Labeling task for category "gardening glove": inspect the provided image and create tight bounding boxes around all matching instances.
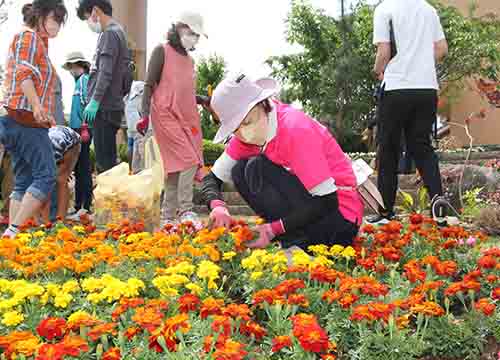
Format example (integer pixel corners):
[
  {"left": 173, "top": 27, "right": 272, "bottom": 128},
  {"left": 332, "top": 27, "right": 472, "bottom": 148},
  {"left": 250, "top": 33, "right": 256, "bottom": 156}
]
[
  {"left": 247, "top": 224, "right": 276, "bottom": 249},
  {"left": 195, "top": 166, "right": 208, "bottom": 183},
  {"left": 136, "top": 116, "right": 149, "bottom": 136},
  {"left": 83, "top": 99, "right": 100, "bottom": 126},
  {"left": 209, "top": 201, "right": 233, "bottom": 229}
]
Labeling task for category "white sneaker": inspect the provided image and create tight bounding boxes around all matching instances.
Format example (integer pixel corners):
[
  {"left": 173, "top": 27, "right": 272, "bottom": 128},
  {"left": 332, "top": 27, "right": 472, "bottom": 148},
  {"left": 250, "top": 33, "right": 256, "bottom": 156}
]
[{"left": 67, "top": 209, "right": 90, "bottom": 222}]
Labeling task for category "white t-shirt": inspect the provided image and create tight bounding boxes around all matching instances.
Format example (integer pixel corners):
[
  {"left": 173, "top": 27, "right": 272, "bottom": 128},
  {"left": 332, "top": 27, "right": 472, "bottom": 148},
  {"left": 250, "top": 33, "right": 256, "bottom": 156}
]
[{"left": 373, "top": 0, "right": 446, "bottom": 91}]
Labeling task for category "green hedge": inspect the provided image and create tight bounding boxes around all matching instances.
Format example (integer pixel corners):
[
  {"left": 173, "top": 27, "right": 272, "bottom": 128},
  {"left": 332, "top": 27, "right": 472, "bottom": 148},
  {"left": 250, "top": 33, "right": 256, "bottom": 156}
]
[{"left": 203, "top": 140, "right": 225, "bottom": 165}]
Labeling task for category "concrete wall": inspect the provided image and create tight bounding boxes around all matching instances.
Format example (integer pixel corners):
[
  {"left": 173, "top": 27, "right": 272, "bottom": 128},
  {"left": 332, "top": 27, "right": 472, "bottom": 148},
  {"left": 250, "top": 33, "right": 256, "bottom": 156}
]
[
  {"left": 441, "top": 0, "right": 500, "bottom": 146},
  {"left": 110, "top": 0, "right": 148, "bottom": 80}
]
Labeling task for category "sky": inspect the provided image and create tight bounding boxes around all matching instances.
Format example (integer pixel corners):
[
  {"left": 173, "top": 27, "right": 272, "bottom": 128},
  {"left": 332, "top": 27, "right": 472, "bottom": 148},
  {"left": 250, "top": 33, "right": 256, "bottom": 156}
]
[{"left": 1, "top": 0, "right": 377, "bottom": 113}]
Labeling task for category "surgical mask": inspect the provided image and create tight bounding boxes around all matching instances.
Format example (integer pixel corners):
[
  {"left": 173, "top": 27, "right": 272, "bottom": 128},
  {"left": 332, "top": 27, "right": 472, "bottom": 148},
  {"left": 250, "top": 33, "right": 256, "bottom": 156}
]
[
  {"left": 180, "top": 34, "right": 199, "bottom": 51},
  {"left": 238, "top": 115, "right": 269, "bottom": 146},
  {"left": 87, "top": 16, "right": 102, "bottom": 33},
  {"left": 70, "top": 69, "right": 82, "bottom": 79}
]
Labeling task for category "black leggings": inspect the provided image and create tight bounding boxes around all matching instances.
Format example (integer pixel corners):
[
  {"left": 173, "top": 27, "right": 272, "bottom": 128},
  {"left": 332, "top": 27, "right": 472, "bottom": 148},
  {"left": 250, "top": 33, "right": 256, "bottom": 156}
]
[{"left": 231, "top": 155, "right": 358, "bottom": 250}]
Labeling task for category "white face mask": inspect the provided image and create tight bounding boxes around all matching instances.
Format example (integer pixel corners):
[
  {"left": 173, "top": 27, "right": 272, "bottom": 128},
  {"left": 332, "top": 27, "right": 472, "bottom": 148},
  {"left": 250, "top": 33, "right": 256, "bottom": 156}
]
[
  {"left": 238, "top": 115, "right": 269, "bottom": 146},
  {"left": 180, "top": 34, "right": 199, "bottom": 51},
  {"left": 87, "top": 15, "right": 102, "bottom": 33}
]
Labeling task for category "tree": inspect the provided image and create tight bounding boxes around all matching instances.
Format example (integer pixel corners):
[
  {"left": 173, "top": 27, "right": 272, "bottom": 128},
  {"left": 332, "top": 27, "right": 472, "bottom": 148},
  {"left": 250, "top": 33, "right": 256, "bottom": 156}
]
[
  {"left": 267, "top": 0, "right": 500, "bottom": 151},
  {"left": 196, "top": 54, "right": 227, "bottom": 140}
]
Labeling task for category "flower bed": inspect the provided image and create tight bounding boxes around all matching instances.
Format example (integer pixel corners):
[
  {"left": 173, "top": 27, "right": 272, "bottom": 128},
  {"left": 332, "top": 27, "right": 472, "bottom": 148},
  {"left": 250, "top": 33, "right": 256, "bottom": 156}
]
[{"left": 0, "top": 217, "right": 498, "bottom": 360}]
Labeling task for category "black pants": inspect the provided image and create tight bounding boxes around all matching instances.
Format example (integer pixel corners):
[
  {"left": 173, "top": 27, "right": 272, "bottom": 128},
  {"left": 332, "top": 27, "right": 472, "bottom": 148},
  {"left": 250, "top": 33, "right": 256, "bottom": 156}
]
[
  {"left": 231, "top": 155, "right": 358, "bottom": 250},
  {"left": 74, "top": 128, "right": 93, "bottom": 211},
  {"left": 93, "top": 110, "right": 121, "bottom": 174},
  {"left": 377, "top": 89, "right": 443, "bottom": 212}
]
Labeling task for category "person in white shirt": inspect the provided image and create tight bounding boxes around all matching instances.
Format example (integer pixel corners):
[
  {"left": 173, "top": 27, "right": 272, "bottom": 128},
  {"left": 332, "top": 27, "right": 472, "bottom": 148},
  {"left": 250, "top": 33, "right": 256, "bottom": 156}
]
[{"left": 370, "top": 0, "right": 448, "bottom": 224}]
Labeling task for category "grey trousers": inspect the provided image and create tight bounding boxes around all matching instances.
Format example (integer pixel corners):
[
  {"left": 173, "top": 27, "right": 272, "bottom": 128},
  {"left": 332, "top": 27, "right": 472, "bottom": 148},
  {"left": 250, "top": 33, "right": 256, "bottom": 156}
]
[{"left": 163, "top": 165, "right": 197, "bottom": 219}]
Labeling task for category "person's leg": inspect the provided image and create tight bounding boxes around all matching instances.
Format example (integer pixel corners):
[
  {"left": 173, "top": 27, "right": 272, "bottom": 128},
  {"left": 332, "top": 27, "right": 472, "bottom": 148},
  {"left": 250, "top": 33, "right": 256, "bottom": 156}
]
[
  {"left": 405, "top": 90, "right": 443, "bottom": 201},
  {"left": 56, "top": 145, "right": 81, "bottom": 220},
  {"left": 81, "top": 131, "right": 94, "bottom": 211},
  {"left": 163, "top": 173, "right": 180, "bottom": 221},
  {"left": 9, "top": 127, "right": 56, "bottom": 231},
  {"left": 232, "top": 156, "right": 355, "bottom": 249},
  {"left": 1, "top": 154, "right": 13, "bottom": 218},
  {"left": 178, "top": 166, "right": 198, "bottom": 216},
  {"left": 127, "top": 137, "right": 134, "bottom": 173},
  {"left": 93, "top": 111, "right": 119, "bottom": 173},
  {"left": 377, "top": 90, "right": 410, "bottom": 214}
]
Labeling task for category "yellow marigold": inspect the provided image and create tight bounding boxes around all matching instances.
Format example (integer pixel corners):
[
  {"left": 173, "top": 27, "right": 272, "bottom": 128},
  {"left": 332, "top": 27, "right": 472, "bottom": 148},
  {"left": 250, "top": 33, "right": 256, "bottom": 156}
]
[
  {"left": 33, "top": 231, "right": 46, "bottom": 238},
  {"left": 62, "top": 280, "right": 80, "bottom": 293},
  {"left": 164, "top": 261, "right": 196, "bottom": 275},
  {"left": 12, "top": 337, "right": 40, "bottom": 357},
  {"left": 292, "top": 250, "right": 311, "bottom": 267},
  {"left": 250, "top": 272, "right": 263, "bottom": 281},
  {"left": 308, "top": 244, "right": 330, "bottom": 257},
  {"left": 2, "top": 310, "right": 24, "bottom": 326},
  {"left": 54, "top": 293, "right": 73, "bottom": 308},
  {"left": 72, "top": 226, "right": 86, "bottom": 234},
  {"left": 223, "top": 251, "right": 237, "bottom": 261},
  {"left": 197, "top": 260, "right": 221, "bottom": 281},
  {"left": 341, "top": 246, "right": 357, "bottom": 259},
  {"left": 312, "top": 255, "right": 333, "bottom": 267},
  {"left": 330, "top": 245, "right": 345, "bottom": 256},
  {"left": 185, "top": 283, "right": 202, "bottom": 295}
]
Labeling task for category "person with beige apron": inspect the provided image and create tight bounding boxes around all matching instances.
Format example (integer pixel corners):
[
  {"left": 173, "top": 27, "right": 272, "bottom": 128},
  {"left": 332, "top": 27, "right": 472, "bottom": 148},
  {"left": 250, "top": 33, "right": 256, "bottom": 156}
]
[{"left": 138, "top": 11, "right": 209, "bottom": 227}]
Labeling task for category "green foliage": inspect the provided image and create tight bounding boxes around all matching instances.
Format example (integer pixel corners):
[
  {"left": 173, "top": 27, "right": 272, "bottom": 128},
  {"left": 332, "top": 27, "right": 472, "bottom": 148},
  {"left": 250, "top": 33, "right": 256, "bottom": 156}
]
[
  {"left": 203, "top": 139, "right": 225, "bottom": 165},
  {"left": 268, "top": 0, "right": 500, "bottom": 149},
  {"left": 423, "top": 315, "right": 488, "bottom": 360},
  {"left": 396, "top": 187, "right": 430, "bottom": 214},
  {"left": 196, "top": 54, "right": 226, "bottom": 140},
  {"left": 462, "top": 187, "right": 487, "bottom": 219}
]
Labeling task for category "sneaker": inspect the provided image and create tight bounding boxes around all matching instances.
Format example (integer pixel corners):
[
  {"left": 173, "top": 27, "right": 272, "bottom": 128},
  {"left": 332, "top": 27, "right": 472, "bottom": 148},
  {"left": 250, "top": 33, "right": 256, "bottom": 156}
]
[
  {"left": 431, "top": 196, "right": 448, "bottom": 227},
  {"left": 67, "top": 209, "right": 90, "bottom": 222},
  {"left": 366, "top": 212, "right": 395, "bottom": 225}
]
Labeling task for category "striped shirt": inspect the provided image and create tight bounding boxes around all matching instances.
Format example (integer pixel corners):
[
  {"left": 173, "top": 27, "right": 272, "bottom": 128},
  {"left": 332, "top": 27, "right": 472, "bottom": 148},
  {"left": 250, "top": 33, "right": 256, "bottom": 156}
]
[{"left": 3, "top": 28, "right": 56, "bottom": 117}]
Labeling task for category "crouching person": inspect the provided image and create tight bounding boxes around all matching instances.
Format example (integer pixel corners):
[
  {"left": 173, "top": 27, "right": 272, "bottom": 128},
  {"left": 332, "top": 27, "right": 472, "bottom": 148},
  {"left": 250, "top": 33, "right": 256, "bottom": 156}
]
[
  {"left": 40, "top": 126, "right": 82, "bottom": 223},
  {"left": 201, "top": 75, "right": 364, "bottom": 250}
]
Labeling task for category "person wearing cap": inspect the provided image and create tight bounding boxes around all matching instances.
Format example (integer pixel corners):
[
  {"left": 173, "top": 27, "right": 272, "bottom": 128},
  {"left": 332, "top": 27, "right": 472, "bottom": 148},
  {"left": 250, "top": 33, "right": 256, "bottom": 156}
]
[
  {"left": 137, "top": 11, "right": 209, "bottom": 226},
  {"left": 63, "top": 51, "right": 94, "bottom": 220},
  {"left": 76, "top": 0, "right": 130, "bottom": 173},
  {"left": 201, "top": 75, "right": 364, "bottom": 250}
]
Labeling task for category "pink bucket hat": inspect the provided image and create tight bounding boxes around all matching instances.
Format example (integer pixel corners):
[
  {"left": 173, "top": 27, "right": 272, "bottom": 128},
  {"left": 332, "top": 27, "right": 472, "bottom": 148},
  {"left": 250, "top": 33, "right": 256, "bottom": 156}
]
[{"left": 211, "top": 74, "right": 280, "bottom": 144}]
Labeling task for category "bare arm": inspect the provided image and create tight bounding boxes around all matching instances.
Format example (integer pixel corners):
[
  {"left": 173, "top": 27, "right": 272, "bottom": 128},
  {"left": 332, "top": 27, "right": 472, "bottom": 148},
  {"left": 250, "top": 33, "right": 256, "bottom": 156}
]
[
  {"left": 373, "top": 43, "right": 391, "bottom": 78},
  {"left": 21, "top": 79, "right": 51, "bottom": 127},
  {"left": 434, "top": 39, "right": 448, "bottom": 62}
]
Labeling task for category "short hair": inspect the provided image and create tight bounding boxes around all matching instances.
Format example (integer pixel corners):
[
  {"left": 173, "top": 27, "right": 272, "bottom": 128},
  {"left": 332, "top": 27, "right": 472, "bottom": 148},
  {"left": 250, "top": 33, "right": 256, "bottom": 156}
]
[
  {"left": 24, "top": 0, "right": 68, "bottom": 28},
  {"left": 76, "top": 0, "right": 112, "bottom": 20},
  {"left": 75, "top": 61, "right": 90, "bottom": 74}
]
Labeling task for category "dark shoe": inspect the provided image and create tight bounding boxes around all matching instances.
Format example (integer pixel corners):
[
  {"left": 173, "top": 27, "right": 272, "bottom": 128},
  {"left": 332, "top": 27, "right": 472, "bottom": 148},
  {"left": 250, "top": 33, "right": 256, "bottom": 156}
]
[
  {"left": 431, "top": 196, "right": 448, "bottom": 227},
  {"left": 366, "top": 212, "right": 395, "bottom": 225}
]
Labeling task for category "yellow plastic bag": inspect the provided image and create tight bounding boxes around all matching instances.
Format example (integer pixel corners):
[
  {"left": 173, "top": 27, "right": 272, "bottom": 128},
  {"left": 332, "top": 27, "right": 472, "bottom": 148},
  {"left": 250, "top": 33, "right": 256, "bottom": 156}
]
[{"left": 93, "top": 138, "right": 164, "bottom": 231}]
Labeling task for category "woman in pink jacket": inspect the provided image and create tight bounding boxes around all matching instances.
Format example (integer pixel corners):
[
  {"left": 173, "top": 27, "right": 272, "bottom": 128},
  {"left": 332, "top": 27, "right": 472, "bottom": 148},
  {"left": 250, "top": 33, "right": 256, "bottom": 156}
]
[{"left": 201, "top": 75, "right": 364, "bottom": 250}]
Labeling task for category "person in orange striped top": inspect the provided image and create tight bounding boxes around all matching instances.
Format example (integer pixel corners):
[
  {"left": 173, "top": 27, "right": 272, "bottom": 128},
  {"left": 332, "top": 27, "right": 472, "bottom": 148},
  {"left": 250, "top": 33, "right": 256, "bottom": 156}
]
[{"left": 0, "top": 0, "right": 68, "bottom": 238}]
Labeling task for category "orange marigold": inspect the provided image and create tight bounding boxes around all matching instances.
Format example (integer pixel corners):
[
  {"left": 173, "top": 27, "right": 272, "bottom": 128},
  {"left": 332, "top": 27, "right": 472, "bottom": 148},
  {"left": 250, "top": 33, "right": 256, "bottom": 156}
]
[
  {"left": 272, "top": 335, "right": 293, "bottom": 352},
  {"left": 474, "top": 298, "right": 496, "bottom": 316},
  {"left": 411, "top": 301, "right": 445, "bottom": 317},
  {"left": 36, "top": 317, "right": 67, "bottom": 341},
  {"left": 102, "top": 347, "right": 121, "bottom": 360},
  {"left": 178, "top": 293, "right": 200, "bottom": 313}
]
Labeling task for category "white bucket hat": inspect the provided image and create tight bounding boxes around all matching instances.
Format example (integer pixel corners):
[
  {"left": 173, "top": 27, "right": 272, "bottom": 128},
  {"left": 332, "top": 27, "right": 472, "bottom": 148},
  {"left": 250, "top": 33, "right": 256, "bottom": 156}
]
[
  {"left": 178, "top": 11, "right": 207, "bottom": 38},
  {"left": 62, "top": 51, "right": 90, "bottom": 70},
  {"left": 211, "top": 74, "right": 280, "bottom": 144}
]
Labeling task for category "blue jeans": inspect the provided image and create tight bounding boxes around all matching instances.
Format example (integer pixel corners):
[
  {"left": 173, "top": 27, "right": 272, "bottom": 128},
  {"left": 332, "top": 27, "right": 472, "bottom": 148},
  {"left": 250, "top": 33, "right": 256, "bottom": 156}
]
[{"left": 0, "top": 115, "right": 56, "bottom": 202}]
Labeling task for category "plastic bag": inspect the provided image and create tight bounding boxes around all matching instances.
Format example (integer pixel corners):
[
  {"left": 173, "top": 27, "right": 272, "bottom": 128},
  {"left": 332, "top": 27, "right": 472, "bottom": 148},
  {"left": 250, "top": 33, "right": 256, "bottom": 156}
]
[
  {"left": 131, "top": 130, "right": 153, "bottom": 174},
  {"left": 94, "top": 137, "right": 163, "bottom": 231}
]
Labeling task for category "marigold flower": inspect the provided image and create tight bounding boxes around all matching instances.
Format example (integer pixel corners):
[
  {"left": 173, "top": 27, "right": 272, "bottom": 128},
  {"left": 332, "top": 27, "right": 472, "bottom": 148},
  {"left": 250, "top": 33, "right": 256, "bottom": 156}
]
[
  {"left": 240, "top": 320, "right": 267, "bottom": 340},
  {"left": 493, "top": 287, "right": 500, "bottom": 300},
  {"left": 274, "top": 279, "right": 306, "bottom": 296},
  {"left": 36, "top": 317, "right": 66, "bottom": 341},
  {"left": 59, "top": 335, "right": 90, "bottom": 357},
  {"left": 338, "top": 293, "right": 359, "bottom": 309},
  {"left": 295, "top": 326, "right": 329, "bottom": 353},
  {"left": 223, "top": 304, "right": 252, "bottom": 321},
  {"left": 322, "top": 289, "right": 342, "bottom": 304},
  {"left": 102, "top": 347, "right": 121, "bottom": 360},
  {"left": 132, "top": 307, "right": 164, "bottom": 332},
  {"left": 178, "top": 293, "right": 200, "bottom": 313},
  {"left": 1, "top": 310, "right": 24, "bottom": 326},
  {"left": 212, "top": 338, "right": 248, "bottom": 360},
  {"left": 288, "top": 293, "right": 310, "bottom": 307},
  {"left": 411, "top": 301, "right": 445, "bottom": 317},
  {"left": 474, "top": 298, "right": 496, "bottom": 316},
  {"left": 200, "top": 297, "right": 224, "bottom": 319},
  {"left": 272, "top": 335, "right": 293, "bottom": 352},
  {"left": 478, "top": 255, "right": 497, "bottom": 269},
  {"left": 36, "top": 343, "right": 66, "bottom": 360},
  {"left": 211, "top": 315, "right": 232, "bottom": 337},
  {"left": 87, "top": 322, "right": 118, "bottom": 342}
]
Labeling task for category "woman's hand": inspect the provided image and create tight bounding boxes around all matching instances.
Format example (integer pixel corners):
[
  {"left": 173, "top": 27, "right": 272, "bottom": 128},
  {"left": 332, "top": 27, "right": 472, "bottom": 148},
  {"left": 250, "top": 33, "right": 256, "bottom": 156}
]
[
  {"left": 33, "top": 105, "right": 51, "bottom": 128},
  {"left": 209, "top": 205, "right": 233, "bottom": 229},
  {"left": 247, "top": 224, "right": 276, "bottom": 248}
]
